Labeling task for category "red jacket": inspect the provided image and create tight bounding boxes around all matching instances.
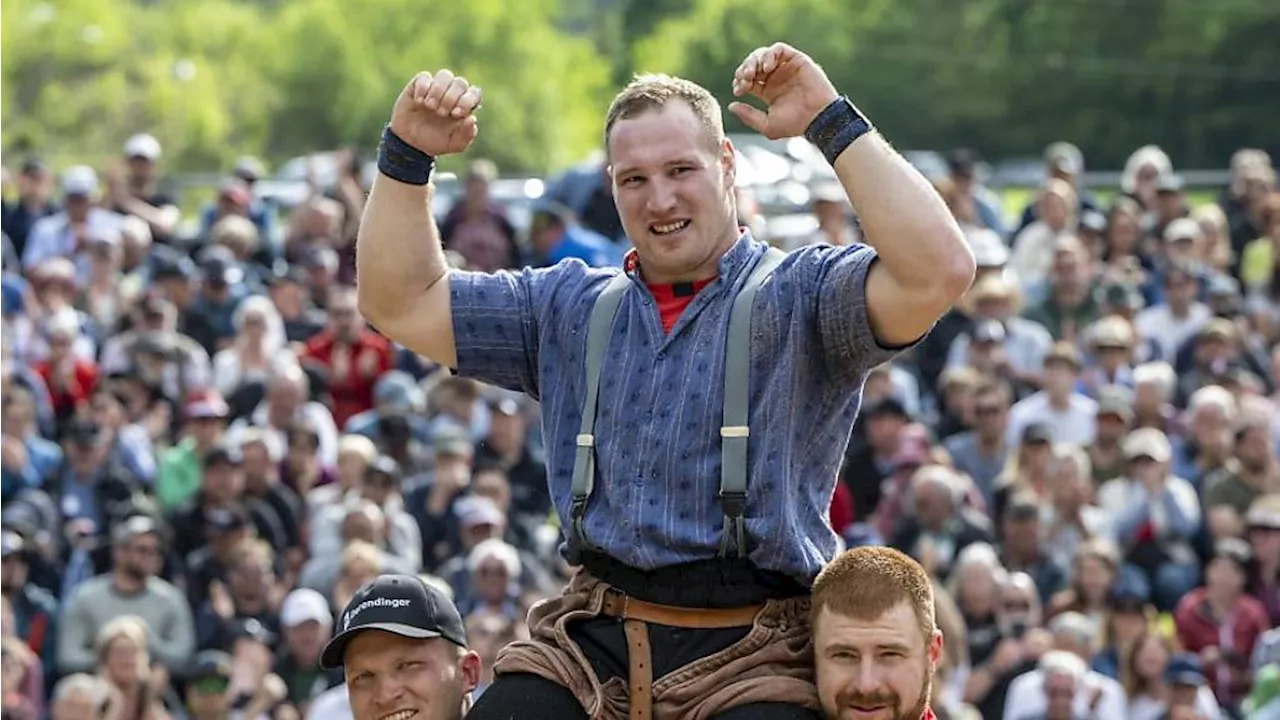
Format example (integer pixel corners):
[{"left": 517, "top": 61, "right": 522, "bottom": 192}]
[
  {"left": 302, "top": 329, "right": 394, "bottom": 428},
  {"left": 1174, "top": 587, "right": 1270, "bottom": 707},
  {"left": 36, "top": 359, "right": 98, "bottom": 416}
]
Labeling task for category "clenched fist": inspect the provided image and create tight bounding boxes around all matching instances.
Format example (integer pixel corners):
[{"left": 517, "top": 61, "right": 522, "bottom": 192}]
[{"left": 389, "top": 69, "right": 483, "bottom": 157}]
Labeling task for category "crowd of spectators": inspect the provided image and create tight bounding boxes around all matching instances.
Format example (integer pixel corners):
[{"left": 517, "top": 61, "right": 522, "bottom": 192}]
[{"left": 1, "top": 135, "right": 1278, "bottom": 720}]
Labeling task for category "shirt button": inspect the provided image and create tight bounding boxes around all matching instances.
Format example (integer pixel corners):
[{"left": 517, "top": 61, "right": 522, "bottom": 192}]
[{"left": 656, "top": 350, "right": 666, "bottom": 359}]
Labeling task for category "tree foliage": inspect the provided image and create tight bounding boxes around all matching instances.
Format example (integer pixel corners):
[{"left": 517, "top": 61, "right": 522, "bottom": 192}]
[
  {"left": 632, "top": 0, "right": 1280, "bottom": 168},
  {"left": 3, "top": 0, "right": 1276, "bottom": 173},
  {"left": 2, "top": 0, "right": 611, "bottom": 173}
]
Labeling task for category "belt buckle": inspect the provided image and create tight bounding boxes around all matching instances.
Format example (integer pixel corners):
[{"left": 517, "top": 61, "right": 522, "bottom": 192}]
[{"left": 606, "top": 587, "right": 632, "bottom": 620}]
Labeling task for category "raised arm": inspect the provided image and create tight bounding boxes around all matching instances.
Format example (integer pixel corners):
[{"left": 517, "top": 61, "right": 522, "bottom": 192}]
[
  {"left": 730, "top": 43, "right": 975, "bottom": 347},
  {"left": 356, "top": 70, "right": 484, "bottom": 368}
]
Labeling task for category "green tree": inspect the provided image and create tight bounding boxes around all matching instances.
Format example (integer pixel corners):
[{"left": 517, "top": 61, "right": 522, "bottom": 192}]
[{"left": 632, "top": 0, "right": 1280, "bottom": 168}]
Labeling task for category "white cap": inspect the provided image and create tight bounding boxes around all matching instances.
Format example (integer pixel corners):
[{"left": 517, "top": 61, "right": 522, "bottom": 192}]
[
  {"left": 1164, "top": 217, "right": 1201, "bottom": 244},
  {"left": 62, "top": 165, "right": 99, "bottom": 196},
  {"left": 964, "top": 226, "right": 1009, "bottom": 268},
  {"left": 455, "top": 495, "right": 505, "bottom": 528},
  {"left": 280, "top": 588, "right": 333, "bottom": 629},
  {"left": 123, "top": 133, "right": 162, "bottom": 161}
]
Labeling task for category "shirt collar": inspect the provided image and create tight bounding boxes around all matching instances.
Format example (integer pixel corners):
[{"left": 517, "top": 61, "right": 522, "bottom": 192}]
[{"left": 622, "top": 229, "right": 763, "bottom": 284}]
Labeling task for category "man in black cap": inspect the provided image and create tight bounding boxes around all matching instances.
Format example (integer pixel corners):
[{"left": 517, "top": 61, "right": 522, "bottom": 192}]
[
  {"left": 320, "top": 574, "right": 480, "bottom": 720},
  {"left": 168, "top": 442, "right": 246, "bottom": 559}
]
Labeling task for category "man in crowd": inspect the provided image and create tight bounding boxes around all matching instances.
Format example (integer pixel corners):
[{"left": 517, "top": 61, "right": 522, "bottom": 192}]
[{"left": 56, "top": 515, "right": 195, "bottom": 675}]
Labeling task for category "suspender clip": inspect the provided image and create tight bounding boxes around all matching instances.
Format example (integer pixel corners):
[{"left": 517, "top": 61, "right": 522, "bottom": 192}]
[{"left": 718, "top": 490, "right": 747, "bottom": 519}]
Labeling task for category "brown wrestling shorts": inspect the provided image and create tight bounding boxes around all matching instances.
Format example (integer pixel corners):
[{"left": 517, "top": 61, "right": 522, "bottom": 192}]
[{"left": 493, "top": 570, "right": 820, "bottom": 720}]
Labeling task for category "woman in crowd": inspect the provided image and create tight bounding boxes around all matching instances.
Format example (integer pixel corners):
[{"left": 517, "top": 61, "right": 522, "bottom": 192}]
[
  {"left": 1124, "top": 631, "right": 1221, "bottom": 720},
  {"left": 212, "top": 294, "right": 293, "bottom": 398},
  {"left": 1046, "top": 538, "right": 1121, "bottom": 624},
  {"left": 94, "top": 616, "right": 169, "bottom": 720}
]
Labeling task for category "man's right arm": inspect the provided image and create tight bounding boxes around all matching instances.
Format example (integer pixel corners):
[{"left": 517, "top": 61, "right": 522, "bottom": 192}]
[{"left": 355, "top": 176, "right": 457, "bottom": 368}]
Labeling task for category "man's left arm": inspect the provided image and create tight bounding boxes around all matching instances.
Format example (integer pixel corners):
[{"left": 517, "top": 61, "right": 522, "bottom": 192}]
[
  {"left": 729, "top": 43, "right": 975, "bottom": 349},
  {"left": 831, "top": 134, "right": 976, "bottom": 347}
]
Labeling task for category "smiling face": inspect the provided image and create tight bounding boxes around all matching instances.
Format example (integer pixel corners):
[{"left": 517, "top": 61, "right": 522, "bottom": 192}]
[
  {"left": 814, "top": 602, "right": 942, "bottom": 720},
  {"left": 344, "top": 631, "right": 480, "bottom": 720},
  {"left": 607, "top": 98, "right": 739, "bottom": 284}
]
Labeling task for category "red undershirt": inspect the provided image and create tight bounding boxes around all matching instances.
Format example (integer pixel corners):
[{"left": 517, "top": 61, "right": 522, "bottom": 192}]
[{"left": 624, "top": 247, "right": 716, "bottom": 333}]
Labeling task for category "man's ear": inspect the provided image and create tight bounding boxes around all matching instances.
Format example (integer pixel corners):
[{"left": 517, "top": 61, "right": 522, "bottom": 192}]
[
  {"left": 721, "top": 138, "right": 736, "bottom": 189},
  {"left": 928, "top": 628, "right": 945, "bottom": 671},
  {"left": 459, "top": 649, "right": 483, "bottom": 692}
]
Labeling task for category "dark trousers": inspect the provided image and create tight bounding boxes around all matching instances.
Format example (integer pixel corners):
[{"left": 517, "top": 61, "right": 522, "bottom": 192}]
[{"left": 466, "top": 552, "right": 820, "bottom": 720}]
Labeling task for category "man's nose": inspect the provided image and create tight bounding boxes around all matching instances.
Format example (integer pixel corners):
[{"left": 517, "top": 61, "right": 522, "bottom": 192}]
[
  {"left": 644, "top": 178, "right": 678, "bottom": 215},
  {"left": 854, "top": 658, "right": 883, "bottom": 692},
  {"left": 373, "top": 675, "right": 405, "bottom": 708}
]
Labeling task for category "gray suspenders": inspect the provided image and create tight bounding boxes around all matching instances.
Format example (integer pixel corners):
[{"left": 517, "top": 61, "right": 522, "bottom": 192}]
[{"left": 567, "top": 247, "right": 787, "bottom": 560}]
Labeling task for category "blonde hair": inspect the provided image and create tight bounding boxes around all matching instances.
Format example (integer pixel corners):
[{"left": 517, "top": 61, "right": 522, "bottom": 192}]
[
  {"left": 339, "top": 540, "right": 381, "bottom": 574},
  {"left": 337, "top": 434, "right": 378, "bottom": 464},
  {"left": 605, "top": 73, "right": 724, "bottom": 154},
  {"left": 94, "top": 615, "right": 150, "bottom": 673}
]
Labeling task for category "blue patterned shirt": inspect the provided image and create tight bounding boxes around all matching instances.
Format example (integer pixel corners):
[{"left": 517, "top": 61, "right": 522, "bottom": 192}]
[{"left": 450, "top": 233, "right": 905, "bottom": 583}]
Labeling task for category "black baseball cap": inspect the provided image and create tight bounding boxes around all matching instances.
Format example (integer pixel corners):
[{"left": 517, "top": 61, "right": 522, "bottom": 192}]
[{"left": 320, "top": 574, "right": 467, "bottom": 669}]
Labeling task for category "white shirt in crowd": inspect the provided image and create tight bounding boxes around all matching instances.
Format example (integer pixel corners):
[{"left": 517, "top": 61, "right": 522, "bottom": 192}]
[
  {"left": 1006, "top": 391, "right": 1098, "bottom": 448},
  {"left": 226, "top": 399, "right": 340, "bottom": 468},
  {"left": 1126, "top": 685, "right": 1221, "bottom": 720},
  {"left": 1133, "top": 301, "right": 1211, "bottom": 362},
  {"left": 22, "top": 208, "right": 125, "bottom": 276},
  {"left": 1001, "top": 666, "right": 1126, "bottom": 720}
]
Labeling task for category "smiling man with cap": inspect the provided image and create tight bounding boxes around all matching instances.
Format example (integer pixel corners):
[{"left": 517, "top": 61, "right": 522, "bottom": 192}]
[{"left": 321, "top": 574, "right": 481, "bottom": 720}]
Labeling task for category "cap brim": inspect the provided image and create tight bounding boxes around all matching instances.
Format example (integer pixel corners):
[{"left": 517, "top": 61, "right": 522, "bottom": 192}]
[{"left": 319, "top": 623, "right": 444, "bottom": 669}]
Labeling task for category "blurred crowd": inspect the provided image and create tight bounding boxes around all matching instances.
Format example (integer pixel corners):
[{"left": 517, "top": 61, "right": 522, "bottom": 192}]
[{"left": 1, "top": 133, "right": 1278, "bottom": 720}]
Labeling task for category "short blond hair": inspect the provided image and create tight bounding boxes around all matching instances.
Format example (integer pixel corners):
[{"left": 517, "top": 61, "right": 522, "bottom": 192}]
[
  {"left": 604, "top": 74, "right": 724, "bottom": 152},
  {"left": 94, "top": 616, "right": 150, "bottom": 671}
]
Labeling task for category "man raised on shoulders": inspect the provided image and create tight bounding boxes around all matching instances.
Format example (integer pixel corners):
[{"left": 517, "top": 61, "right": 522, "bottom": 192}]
[{"left": 357, "top": 41, "right": 973, "bottom": 720}]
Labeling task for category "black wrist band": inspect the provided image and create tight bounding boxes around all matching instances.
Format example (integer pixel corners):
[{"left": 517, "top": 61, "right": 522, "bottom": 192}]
[
  {"left": 377, "top": 125, "right": 436, "bottom": 185},
  {"left": 804, "top": 96, "right": 874, "bottom": 166}
]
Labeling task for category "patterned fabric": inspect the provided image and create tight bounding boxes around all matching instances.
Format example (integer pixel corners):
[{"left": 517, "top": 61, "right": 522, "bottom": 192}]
[{"left": 451, "top": 233, "right": 911, "bottom": 583}]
